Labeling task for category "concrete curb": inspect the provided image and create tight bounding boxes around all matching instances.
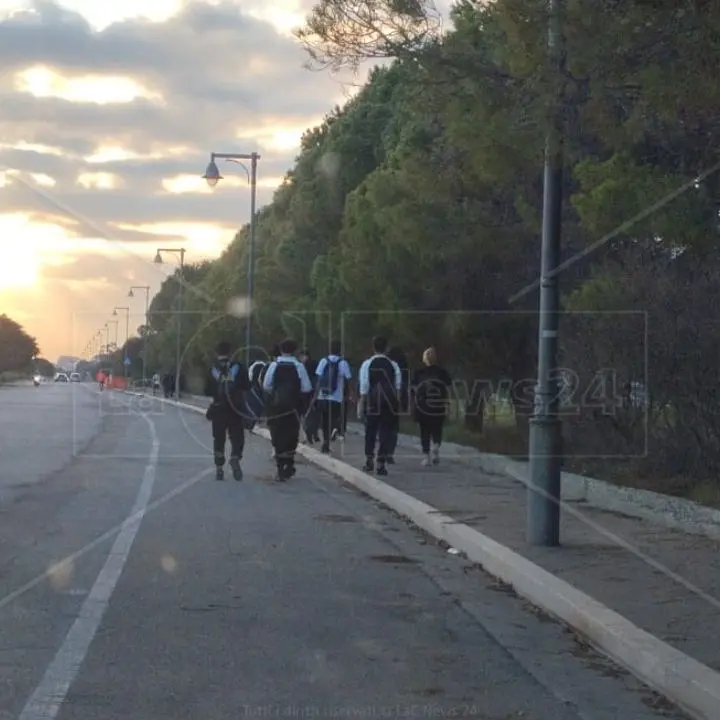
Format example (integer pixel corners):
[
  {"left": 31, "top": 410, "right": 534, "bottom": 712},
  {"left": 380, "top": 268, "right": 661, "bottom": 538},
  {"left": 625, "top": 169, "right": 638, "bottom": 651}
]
[
  {"left": 342, "top": 424, "right": 720, "bottom": 540},
  {"left": 150, "top": 392, "right": 720, "bottom": 720}
]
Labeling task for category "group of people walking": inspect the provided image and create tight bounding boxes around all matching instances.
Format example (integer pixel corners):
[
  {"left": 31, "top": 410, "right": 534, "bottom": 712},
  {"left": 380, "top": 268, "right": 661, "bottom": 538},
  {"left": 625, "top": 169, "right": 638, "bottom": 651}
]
[{"left": 203, "top": 335, "right": 452, "bottom": 483}]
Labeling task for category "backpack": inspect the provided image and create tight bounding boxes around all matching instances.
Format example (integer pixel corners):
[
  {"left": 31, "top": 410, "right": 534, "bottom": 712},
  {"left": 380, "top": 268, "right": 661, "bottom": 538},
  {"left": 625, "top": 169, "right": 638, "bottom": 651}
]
[
  {"left": 212, "top": 360, "right": 240, "bottom": 410},
  {"left": 268, "top": 362, "right": 301, "bottom": 415},
  {"left": 367, "top": 356, "right": 398, "bottom": 412},
  {"left": 318, "top": 357, "right": 341, "bottom": 395}
]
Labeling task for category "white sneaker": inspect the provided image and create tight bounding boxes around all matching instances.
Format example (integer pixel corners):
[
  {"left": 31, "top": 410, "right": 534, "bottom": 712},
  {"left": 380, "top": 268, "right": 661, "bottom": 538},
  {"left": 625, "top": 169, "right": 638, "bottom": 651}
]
[
  {"left": 431, "top": 443, "right": 440, "bottom": 465},
  {"left": 421, "top": 454, "right": 432, "bottom": 467}
]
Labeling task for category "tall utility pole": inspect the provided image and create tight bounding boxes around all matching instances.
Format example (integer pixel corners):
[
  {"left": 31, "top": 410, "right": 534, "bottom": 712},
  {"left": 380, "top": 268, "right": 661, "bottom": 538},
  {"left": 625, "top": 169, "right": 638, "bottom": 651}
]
[
  {"left": 203, "top": 151, "right": 260, "bottom": 367},
  {"left": 527, "top": 0, "right": 566, "bottom": 547}
]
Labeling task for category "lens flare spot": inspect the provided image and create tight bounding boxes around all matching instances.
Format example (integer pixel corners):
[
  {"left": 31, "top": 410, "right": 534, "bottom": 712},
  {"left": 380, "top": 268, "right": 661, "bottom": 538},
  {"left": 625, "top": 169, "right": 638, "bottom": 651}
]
[
  {"left": 161, "top": 554, "right": 177, "bottom": 573},
  {"left": 48, "top": 559, "right": 73, "bottom": 589}
]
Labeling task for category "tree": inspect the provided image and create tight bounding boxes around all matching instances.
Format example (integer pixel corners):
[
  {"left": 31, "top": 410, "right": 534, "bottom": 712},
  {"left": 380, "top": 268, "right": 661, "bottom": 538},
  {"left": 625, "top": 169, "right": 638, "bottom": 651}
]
[
  {"left": 0, "top": 315, "right": 38, "bottom": 373},
  {"left": 294, "top": 0, "right": 444, "bottom": 70}
]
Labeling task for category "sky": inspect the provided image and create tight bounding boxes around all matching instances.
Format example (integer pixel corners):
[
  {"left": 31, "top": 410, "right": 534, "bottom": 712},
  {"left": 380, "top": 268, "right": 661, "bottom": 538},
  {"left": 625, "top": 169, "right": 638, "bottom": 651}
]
[{"left": 0, "top": 0, "right": 376, "bottom": 361}]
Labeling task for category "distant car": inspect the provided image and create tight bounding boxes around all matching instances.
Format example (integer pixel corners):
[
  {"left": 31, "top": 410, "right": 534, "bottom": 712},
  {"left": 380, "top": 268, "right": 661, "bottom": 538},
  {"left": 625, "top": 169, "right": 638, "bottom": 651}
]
[
  {"left": 70, "top": 372, "right": 81, "bottom": 382},
  {"left": 55, "top": 373, "right": 69, "bottom": 383}
]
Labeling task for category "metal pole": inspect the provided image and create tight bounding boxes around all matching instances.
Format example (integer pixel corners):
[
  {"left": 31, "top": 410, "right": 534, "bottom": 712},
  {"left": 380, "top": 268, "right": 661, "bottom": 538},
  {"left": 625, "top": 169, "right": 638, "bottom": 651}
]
[
  {"left": 176, "top": 250, "right": 184, "bottom": 398},
  {"left": 143, "top": 288, "right": 149, "bottom": 385},
  {"left": 246, "top": 153, "right": 258, "bottom": 367},
  {"left": 527, "top": 0, "right": 565, "bottom": 547},
  {"left": 125, "top": 311, "right": 129, "bottom": 379}
]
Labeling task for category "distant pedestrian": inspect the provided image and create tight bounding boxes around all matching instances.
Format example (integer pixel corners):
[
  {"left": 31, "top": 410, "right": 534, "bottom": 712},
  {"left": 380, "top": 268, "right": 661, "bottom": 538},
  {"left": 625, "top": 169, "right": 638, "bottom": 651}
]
[
  {"left": 314, "top": 340, "right": 352, "bottom": 453},
  {"left": 152, "top": 372, "right": 161, "bottom": 396},
  {"left": 411, "top": 347, "right": 452, "bottom": 466},
  {"left": 299, "top": 349, "right": 320, "bottom": 444},
  {"left": 263, "top": 338, "right": 313, "bottom": 480},
  {"left": 204, "top": 341, "right": 251, "bottom": 481},
  {"left": 386, "top": 345, "right": 410, "bottom": 464},
  {"left": 358, "top": 336, "right": 401, "bottom": 476}
]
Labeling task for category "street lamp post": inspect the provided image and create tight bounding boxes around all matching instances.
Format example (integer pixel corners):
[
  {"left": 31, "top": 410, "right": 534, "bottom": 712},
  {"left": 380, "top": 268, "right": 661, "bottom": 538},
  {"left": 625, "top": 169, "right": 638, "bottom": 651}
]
[
  {"left": 154, "top": 248, "right": 186, "bottom": 398},
  {"left": 113, "top": 306, "right": 130, "bottom": 379},
  {"left": 527, "top": 0, "right": 566, "bottom": 547},
  {"left": 129, "top": 285, "right": 151, "bottom": 385},
  {"left": 203, "top": 151, "right": 260, "bottom": 367}
]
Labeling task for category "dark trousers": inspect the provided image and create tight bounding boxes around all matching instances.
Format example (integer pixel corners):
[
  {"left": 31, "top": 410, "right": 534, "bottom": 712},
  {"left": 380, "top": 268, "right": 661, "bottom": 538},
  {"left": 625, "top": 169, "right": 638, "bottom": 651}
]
[
  {"left": 387, "top": 413, "right": 400, "bottom": 457},
  {"left": 364, "top": 409, "right": 394, "bottom": 464},
  {"left": 319, "top": 400, "right": 342, "bottom": 449},
  {"left": 269, "top": 413, "right": 300, "bottom": 468},
  {"left": 418, "top": 415, "right": 444, "bottom": 453},
  {"left": 211, "top": 415, "right": 245, "bottom": 466}
]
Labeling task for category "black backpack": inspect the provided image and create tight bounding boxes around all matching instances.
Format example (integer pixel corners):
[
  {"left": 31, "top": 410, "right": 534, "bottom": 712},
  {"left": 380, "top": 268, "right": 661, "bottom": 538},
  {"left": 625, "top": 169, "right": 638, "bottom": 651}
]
[
  {"left": 318, "top": 357, "right": 341, "bottom": 395},
  {"left": 211, "top": 360, "right": 241, "bottom": 410},
  {"left": 367, "top": 356, "right": 398, "bottom": 412},
  {"left": 268, "top": 362, "right": 301, "bottom": 416}
]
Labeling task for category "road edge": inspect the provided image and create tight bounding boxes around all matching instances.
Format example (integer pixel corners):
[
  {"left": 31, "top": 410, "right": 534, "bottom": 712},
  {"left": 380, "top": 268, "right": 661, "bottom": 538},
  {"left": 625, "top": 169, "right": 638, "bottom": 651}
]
[{"left": 135, "top": 393, "right": 720, "bottom": 720}]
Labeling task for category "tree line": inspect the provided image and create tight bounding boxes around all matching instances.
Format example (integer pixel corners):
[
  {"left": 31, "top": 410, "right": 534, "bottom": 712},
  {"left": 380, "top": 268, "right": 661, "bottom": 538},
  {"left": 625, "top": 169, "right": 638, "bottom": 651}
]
[
  {"left": 143, "top": 0, "right": 720, "bottom": 494},
  {"left": 0, "top": 315, "right": 42, "bottom": 379}
]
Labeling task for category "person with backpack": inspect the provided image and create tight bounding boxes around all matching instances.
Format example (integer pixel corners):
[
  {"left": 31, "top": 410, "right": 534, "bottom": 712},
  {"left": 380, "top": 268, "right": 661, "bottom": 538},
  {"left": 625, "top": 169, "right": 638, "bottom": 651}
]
[
  {"left": 411, "top": 346, "right": 453, "bottom": 466},
  {"left": 204, "top": 340, "right": 251, "bottom": 481},
  {"left": 314, "top": 340, "right": 352, "bottom": 453},
  {"left": 358, "top": 335, "right": 402, "bottom": 476},
  {"left": 262, "top": 338, "right": 313, "bottom": 480},
  {"left": 386, "top": 345, "right": 410, "bottom": 464}
]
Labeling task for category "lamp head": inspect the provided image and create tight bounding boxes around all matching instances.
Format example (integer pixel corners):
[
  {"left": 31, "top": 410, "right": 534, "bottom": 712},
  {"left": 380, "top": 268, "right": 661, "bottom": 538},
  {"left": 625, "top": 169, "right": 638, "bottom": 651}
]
[{"left": 203, "top": 159, "right": 222, "bottom": 188}]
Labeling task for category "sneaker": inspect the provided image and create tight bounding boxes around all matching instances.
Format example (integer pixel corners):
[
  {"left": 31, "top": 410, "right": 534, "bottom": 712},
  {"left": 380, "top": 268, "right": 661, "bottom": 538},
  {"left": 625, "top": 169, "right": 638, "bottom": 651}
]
[
  {"left": 431, "top": 444, "right": 440, "bottom": 465},
  {"left": 362, "top": 459, "right": 374, "bottom": 473},
  {"left": 215, "top": 467, "right": 225, "bottom": 481},
  {"left": 376, "top": 465, "right": 388, "bottom": 476},
  {"left": 229, "top": 458, "right": 243, "bottom": 481},
  {"left": 421, "top": 454, "right": 432, "bottom": 467},
  {"left": 320, "top": 445, "right": 330, "bottom": 454}
]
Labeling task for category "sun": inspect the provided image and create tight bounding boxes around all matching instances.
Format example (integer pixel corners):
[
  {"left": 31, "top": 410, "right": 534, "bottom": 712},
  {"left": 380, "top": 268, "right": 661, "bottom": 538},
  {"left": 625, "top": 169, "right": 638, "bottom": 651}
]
[{"left": 0, "top": 243, "right": 38, "bottom": 289}]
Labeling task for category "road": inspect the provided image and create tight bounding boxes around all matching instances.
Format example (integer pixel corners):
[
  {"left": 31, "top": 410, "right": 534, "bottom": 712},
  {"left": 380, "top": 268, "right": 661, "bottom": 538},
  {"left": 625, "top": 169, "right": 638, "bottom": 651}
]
[{"left": 0, "top": 382, "right": 687, "bottom": 720}]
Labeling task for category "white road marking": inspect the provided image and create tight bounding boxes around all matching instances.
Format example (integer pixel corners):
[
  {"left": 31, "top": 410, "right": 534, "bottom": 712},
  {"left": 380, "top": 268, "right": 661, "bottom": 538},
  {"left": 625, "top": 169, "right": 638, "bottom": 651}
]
[{"left": 18, "top": 413, "right": 160, "bottom": 720}]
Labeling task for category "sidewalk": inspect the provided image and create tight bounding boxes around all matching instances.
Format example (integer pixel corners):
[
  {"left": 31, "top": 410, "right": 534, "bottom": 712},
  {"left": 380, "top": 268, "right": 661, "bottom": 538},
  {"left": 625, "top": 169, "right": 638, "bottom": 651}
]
[{"left": 317, "top": 429, "right": 720, "bottom": 676}]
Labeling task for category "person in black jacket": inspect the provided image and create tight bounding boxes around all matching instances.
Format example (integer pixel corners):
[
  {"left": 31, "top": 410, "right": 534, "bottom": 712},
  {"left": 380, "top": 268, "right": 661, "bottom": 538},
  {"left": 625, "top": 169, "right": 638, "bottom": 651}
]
[
  {"left": 386, "top": 345, "right": 410, "bottom": 464},
  {"left": 204, "top": 340, "right": 251, "bottom": 481},
  {"left": 263, "top": 338, "right": 313, "bottom": 480},
  {"left": 358, "top": 336, "right": 402, "bottom": 475},
  {"left": 412, "top": 346, "right": 452, "bottom": 466}
]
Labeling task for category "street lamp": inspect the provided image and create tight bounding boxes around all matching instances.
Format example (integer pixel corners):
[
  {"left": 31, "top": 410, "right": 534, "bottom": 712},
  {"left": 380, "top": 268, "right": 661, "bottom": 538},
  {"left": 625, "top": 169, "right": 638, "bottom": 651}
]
[
  {"left": 526, "top": 0, "right": 566, "bottom": 547},
  {"left": 203, "top": 150, "right": 260, "bottom": 366},
  {"left": 155, "top": 248, "right": 186, "bottom": 398},
  {"left": 129, "top": 285, "right": 151, "bottom": 384},
  {"left": 105, "top": 319, "right": 118, "bottom": 350},
  {"left": 113, "top": 306, "right": 130, "bottom": 379}
]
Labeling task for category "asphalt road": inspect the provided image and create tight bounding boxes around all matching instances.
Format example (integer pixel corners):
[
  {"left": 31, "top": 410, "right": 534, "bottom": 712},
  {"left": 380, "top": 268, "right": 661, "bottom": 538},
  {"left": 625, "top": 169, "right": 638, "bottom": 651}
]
[{"left": 0, "top": 383, "right": 687, "bottom": 720}]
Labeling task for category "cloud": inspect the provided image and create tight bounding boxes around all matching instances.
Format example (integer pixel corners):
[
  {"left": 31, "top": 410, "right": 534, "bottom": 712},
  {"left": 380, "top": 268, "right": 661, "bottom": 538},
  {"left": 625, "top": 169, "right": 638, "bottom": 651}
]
[
  {"left": 0, "top": 1, "right": 354, "bottom": 226},
  {"left": 0, "top": 0, "right": 363, "bottom": 358}
]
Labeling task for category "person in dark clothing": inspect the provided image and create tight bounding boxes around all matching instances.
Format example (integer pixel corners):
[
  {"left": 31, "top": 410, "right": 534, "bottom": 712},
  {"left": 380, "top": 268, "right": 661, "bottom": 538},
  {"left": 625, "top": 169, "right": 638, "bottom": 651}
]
[
  {"left": 204, "top": 341, "right": 251, "bottom": 481},
  {"left": 299, "top": 349, "right": 320, "bottom": 443},
  {"left": 358, "top": 336, "right": 401, "bottom": 475},
  {"left": 263, "top": 338, "right": 313, "bottom": 480},
  {"left": 386, "top": 345, "right": 410, "bottom": 464},
  {"left": 162, "top": 372, "right": 173, "bottom": 399},
  {"left": 411, "top": 346, "right": 452, "bottom": 466}
]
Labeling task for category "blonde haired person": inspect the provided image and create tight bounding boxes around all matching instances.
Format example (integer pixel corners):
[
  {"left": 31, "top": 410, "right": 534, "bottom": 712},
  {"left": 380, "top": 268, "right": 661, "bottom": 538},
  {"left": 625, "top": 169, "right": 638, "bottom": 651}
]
[{"left": 411, "top": 346, "right": 452, "bottom": 466}]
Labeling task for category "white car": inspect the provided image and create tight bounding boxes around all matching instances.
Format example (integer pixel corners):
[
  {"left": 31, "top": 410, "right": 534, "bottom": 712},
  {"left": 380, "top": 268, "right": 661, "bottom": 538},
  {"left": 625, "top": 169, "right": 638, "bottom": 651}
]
[
  {"left": 70, "top": 372, "right": 81, "bottom": 382},
  {"left": 54, "top": 373, "right": 69, "bottom": 383}
]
